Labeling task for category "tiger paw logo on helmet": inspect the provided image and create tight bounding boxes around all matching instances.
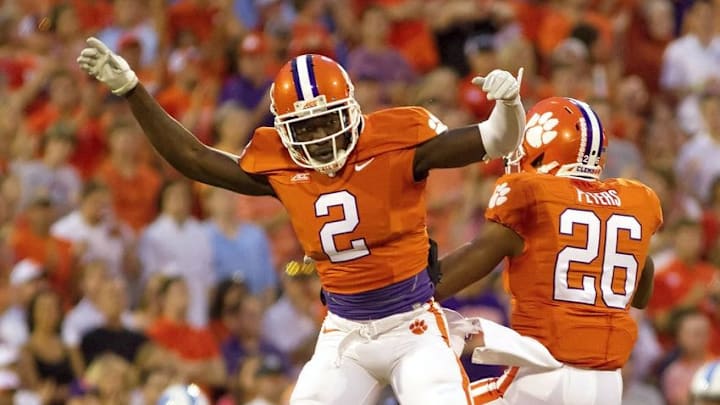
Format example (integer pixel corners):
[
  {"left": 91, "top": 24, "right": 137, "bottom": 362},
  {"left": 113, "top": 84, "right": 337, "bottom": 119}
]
[
  {"left": 489, "top": 182, "right": 510, "bottom": 208},
  {"left": 525, "top": 111, "right": 559, "bottom": 148},
  {"left": 409, "top": 319, "right": 428, "bottom": 335}
]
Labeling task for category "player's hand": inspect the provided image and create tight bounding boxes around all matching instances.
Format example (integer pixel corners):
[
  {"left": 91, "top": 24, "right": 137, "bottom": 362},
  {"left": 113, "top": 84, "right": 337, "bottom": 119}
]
[
  {"left": 76, "top": 37, "right": 138, "bottom": 96},
  {"left": 472, "top": 68, "right": 524, "bottom": 105}
]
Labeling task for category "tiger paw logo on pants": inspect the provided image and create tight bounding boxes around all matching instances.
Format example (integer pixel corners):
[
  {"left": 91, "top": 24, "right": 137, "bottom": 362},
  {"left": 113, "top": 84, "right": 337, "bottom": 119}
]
[
  {"left": 489, "top": 182, "right": 510, "bottom": 208},
  {"left": 409, "top": 319, "right": 428, "bottom": 335},
  {"left": 525, "top": 111, "right": 559, "bottom": 147}
]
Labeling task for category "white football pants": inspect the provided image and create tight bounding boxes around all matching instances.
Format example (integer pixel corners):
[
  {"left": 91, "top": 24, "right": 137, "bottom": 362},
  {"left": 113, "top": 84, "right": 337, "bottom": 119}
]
[{"left": 289, "top": 301, "right": 472, "bottom": 405}]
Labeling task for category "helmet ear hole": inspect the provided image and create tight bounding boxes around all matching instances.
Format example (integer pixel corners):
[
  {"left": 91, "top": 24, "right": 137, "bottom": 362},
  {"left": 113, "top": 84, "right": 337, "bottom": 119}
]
[{"left": 531, "top": 153, "right": 545, "bottom": 168}]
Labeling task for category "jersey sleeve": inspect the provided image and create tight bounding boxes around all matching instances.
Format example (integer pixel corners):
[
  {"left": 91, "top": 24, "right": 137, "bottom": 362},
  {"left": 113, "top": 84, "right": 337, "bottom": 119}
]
[
  {"left": 407, "top": 106, "right": 448, "bottom": 144},
  {"left": 646, "top": 186, "right": 664, "bottom": 233},
  {"left": 624, "top": 179, "right": 664, "bottom": 234},
  {"left": 484, "top": 174, "right": 535, "bottom": 237},
  {"left": 239, "top": 127, "right": 296, "bottom": 174},
  {"left": 356, "top": 107, "right": 448, "bottom": 160}
]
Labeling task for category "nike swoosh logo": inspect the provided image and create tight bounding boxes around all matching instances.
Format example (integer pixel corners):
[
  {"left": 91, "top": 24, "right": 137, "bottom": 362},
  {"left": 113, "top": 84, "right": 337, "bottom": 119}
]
[{"left": 355, "top": 158, "right": 375, "bottom": 172}]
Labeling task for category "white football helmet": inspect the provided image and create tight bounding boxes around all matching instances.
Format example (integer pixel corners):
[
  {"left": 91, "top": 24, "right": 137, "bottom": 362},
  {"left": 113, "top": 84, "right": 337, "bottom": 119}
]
[
  {"left": 156, "top": 384, "right": 209, "bottom": 405},
  {"left": 691, "top": 361, "right": 720, "bottom": 403}
]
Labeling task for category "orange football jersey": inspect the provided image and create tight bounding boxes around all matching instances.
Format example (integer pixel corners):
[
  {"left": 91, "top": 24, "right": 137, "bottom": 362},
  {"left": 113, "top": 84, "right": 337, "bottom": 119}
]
[
  {"left": 485, "top": 172, "right": 663, "bottom": 370},
  {"left": 240, "top": 107, "right": 446, "bottom": 294}
]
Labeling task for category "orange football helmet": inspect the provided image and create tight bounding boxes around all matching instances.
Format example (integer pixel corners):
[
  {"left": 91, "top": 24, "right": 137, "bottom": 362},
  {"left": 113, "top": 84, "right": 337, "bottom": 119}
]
[
  {"left": 270, "top": 54, "right": 362, "bottom": 176},
  {"left": 506, "top": 97, "right": 608, "bottom": 179}
]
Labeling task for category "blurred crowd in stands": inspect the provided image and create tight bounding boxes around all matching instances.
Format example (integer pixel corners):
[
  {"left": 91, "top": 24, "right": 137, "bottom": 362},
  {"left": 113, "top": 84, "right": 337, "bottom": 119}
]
[{"left": 0, "top": 0, "right": 718, "bottom": 404}]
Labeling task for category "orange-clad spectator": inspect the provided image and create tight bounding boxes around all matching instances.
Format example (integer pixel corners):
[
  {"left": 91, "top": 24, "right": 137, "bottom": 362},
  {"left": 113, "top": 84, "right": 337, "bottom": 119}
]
[
  {"left": 648, "top": 219, "right": 720, "bottom": 338},
  {"left": 0, "top": 15, "right": 39, "bottom": 92},
  {"left": 147, "top": 276, "right": 226, "bottom": 387},
  {"left": 623, "top": 0, "right": 674, "bottom": 94},
  {"left": 116, "top": 33, "right": 160, "bottom": 95},
  {"left": 24, "top": 69, "right": 83, "bottom": 140},
  {"left": 508, "top": 0, "right": 550, "bottom": 46},
  {"left": 354, "top": 0, "right": 438, "bottom": 73},
  {"left": 156, "top": 48, "right": 217, "bottom": 144},
  {"left": 289, "top": 0, "right": 336, "bottom": 58},
  {"left": 68, "top": 83, "right": 108, "bottom": 180},
  {"left": 69, "top": 0, "right": 114, "bottom": 33},
  {"left": 167, "top": 0, "right": 221, "bottom": 46},
  {"left": 9, "top": 197, "right": 75, "bottom": 308},
  {"left": 458, "top": 34, "right": 498, "bottom": 121},
  {"left": 95, "top": 120, "right": 161, "bottom": 233},
  {"left": 536, "top": 1, "right": 613, "bottom": 62}
]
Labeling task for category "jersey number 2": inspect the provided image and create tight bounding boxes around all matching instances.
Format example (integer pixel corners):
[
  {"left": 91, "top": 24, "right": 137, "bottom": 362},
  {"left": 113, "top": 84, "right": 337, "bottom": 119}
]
[
  {"left": 315, "top": 191, "right": 370, "bottom": 263},
  {"left": 554, "top": 209, "right": 641, "bottom": 309}
]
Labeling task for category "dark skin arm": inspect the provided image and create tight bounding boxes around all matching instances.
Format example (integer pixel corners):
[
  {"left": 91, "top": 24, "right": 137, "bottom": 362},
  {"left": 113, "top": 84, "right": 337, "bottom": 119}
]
[
  {"left": 123, "top": 84, "right": 275, "bottom": 196},
  {"left": 631, "top": 257, "right": 655, "bottom": 309},
  {"left": 434, "top": 221, "right": 524, "bottom": 302},
  {"left": 413, "top": 125, "right": 488, "bottom": 181},
  {"left": 436, "top": 220, "right": 656, "bottom": 309}
]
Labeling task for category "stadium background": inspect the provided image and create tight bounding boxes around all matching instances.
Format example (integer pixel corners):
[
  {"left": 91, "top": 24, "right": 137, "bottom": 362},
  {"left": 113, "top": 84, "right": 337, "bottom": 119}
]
[{"left": 0, "top": 0, "right": 718, "bottom": 404}]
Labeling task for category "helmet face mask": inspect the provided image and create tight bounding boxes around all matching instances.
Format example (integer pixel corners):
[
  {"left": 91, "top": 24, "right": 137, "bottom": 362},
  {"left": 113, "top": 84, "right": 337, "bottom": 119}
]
[
  {"left": 505, "top": 97, "right": 607, "bottom": 180},
  {"left": 504, "top": 144, "right": 525, "bottom": 174},
  {"left": 270, "top": 55, "right": 362, "bottom": 176},
  {"left": 274, "top": 95, "right": 361, "bottom": 175}
]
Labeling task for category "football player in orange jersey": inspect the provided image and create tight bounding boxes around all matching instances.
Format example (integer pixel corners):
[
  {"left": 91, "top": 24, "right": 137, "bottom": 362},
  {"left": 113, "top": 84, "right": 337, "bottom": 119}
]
[
  {"left": 77, "top": 37, "right": 526, "bottom": 404},
  {"left": 434, "top": 97, "right": 664, "bottom": 405}
]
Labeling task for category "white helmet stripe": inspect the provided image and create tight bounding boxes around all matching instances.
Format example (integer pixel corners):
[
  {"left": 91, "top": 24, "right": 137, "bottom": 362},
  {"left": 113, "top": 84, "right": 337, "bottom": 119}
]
[
  {"left": 570, "top": 98, "right": 602, "bottom": 164},
  {"left": 294, "top": 55, "right": 316, "bottom": 101}
]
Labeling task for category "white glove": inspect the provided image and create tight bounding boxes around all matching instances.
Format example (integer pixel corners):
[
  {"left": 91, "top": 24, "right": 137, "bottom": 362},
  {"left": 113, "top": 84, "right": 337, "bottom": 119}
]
[
  {"left": 476, "top": 68, "right": 525, "bottom": 159},
  {"left": 473, "top": 68, "right": 523, "bottom": 105},
  {"left": 76, "top": 37, "right": 138, "bottom": 96}
]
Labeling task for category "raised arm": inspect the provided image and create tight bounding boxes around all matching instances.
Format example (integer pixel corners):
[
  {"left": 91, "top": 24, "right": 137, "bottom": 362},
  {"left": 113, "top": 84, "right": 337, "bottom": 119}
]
[
  {"left": 434, "top": 220, "right": 523, "bottom": 302},
  {"left": 77, "top": 37, "right": 274, "bottom": 196},
  {"left": 413, "top": 69, "right": 525, "bottom": 180}
]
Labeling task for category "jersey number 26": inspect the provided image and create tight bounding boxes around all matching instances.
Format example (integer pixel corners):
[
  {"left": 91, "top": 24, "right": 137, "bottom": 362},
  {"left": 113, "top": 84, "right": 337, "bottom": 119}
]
[{"left": 554, "top": 209, "right": 641, "bottom": 309}]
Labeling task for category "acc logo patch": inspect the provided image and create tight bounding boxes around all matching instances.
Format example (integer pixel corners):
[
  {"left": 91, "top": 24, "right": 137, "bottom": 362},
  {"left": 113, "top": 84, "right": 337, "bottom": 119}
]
[
  {"left": 488, "top": 182, "right": 511, "bottom": 208},
  {"left": 525, "top": 111, "right": 559, "bottom": 148}
]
